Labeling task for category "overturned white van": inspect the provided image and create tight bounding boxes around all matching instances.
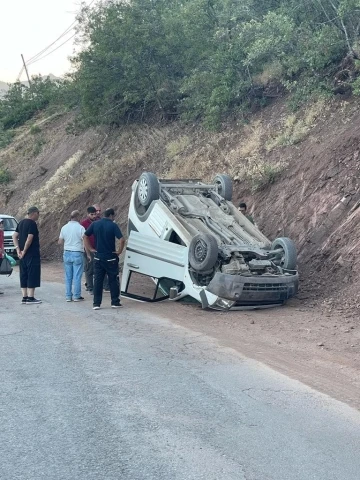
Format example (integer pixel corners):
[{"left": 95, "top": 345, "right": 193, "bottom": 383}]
[{"left": 121, "top": 173, "right": 299, "bottom": 310}]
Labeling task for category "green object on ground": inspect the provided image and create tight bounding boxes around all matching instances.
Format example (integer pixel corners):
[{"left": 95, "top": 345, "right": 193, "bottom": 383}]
[{"left": 5, "top": 253, "right": 16, "bottom": 266}]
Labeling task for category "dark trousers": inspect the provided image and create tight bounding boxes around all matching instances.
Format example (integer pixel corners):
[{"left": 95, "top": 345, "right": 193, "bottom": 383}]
[
  {"left": 20, "top": 255, "right": 41, "bottom": 288},
  {"left": 84, "top": 252, "right": 94, "bottom": 290},
  {"left": 93, "top": 256, "right": 120, "bottom": 306}
]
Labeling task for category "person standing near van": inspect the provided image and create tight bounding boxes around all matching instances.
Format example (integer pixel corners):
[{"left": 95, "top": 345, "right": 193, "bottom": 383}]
[
  {"left": 84, "top": 208, "right": 125, "bottom": 310},
  {"left": 58, "top": 210, "right": 85, "bottom": 302},
  {"left": 13, "top": 206, "right": 41, "bottom": 304},
  {"left": 80, "top": 206, "right": 97, "bottom": 293},
  {"left": 238, "top": 202, "right": 255, "bottom": 225}
]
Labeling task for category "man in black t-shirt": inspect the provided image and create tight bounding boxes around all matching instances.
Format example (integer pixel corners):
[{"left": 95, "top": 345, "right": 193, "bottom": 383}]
[
  {"left": 84, "top": 208, "right": 125, "bottom": 310},
  {"left": 13, "top": 206, "right": 42, "bottom": 305}
]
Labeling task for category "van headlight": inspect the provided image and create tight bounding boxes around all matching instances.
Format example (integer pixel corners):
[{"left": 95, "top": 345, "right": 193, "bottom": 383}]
[{"left": 213, "top": 298, "right": 236, "bottom": 310}]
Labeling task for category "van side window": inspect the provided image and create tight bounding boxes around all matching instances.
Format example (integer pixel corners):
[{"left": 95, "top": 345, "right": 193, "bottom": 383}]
[{"left": 168, "top": 230, "right": 184, "bottom": 246}]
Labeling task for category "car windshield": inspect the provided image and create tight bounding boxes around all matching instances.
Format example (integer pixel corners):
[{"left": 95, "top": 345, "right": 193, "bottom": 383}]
[{"left": 2, "top": 217, "right": 17, "bottom": 231}]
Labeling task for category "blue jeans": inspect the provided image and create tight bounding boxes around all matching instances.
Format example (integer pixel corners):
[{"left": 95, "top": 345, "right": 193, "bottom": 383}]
[{"left": 63, "top": 251, "right": 84, "bottom": 300}]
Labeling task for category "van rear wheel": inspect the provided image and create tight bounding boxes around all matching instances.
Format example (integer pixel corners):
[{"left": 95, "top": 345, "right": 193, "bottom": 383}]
[
  {"left": 213, "top": 174, "right": 233, "bottom": 201},
  {"left": 137, "top": 172, "right": 160, "bottom": 207}
]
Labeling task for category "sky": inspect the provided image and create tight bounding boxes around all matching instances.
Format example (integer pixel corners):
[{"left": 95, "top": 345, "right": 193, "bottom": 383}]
[{"left": 0, "top": 0, "right": 95, "bottom": 83}]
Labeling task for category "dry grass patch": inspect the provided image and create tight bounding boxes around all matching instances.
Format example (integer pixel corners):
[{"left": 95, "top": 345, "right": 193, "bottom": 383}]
[
  {"left": 244, "top": 157, "right": 289, "bottom": 192},
  {"left": 226, "top": 120, "right": 264, "bottom": 181},
  {"left": 266, "top": 99, "right": 329, "bottom": 151},
  {"left": 165, "top": 136, "right": 191, "bottom": 159},
  {"left": 26, "top": 151, "right": 84, "bottom": 211}
]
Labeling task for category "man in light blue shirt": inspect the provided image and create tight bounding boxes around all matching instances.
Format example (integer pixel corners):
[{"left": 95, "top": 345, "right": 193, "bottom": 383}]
[{"left": 58, "top": 210, "right": 85, "bottom": 302}]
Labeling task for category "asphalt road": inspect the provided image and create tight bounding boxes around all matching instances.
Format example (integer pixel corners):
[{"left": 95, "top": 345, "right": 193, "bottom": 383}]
[{"left": 1, "top": 273, "right": 360, "bottom": 480}]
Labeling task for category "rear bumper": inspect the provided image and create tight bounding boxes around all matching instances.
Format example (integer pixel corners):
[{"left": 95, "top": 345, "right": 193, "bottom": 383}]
[{"left": 207, "top": 272, "right": 299, "bottom": 307}]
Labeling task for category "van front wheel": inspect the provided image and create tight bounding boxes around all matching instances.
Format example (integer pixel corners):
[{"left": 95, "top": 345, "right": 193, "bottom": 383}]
[{"left": 189, "top": 233, "right": 218, "bottom": 272}]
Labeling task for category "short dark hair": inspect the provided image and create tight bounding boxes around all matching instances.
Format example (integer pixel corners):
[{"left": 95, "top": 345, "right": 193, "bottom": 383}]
[
  {"left": 104, "top": 208, "right": 115, "bottom": 217},
  {"left": 239, "top": 202, "right": 247, "bottom": 209},
  {"left": 87, "top": 206, "right": 96, "bottom": 214},
  {"left": 27, "top": 206, "right": 39, "bottom": 215}
]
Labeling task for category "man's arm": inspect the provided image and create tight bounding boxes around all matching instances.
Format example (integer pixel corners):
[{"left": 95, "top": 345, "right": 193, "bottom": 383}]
[
  {"left": 12, "top": 232, "right": 21, "bottom": 257},
  {"left": 20, "top": 234, "right": 34, "bottom": 258},
  {"left": 116, "top": 237, "right": 126, "bottom": 256},
  {"left": 84, "top": 235, "right": 96, "bottom": 254},
  {"left": 58, "top": 227, "right": 64, "bottom": 246},
  {"left": 13, "top": 230, "right": 34, "bottom": 259},
  {"left": 83, "top": 241, "right": 92, "bottom": 259},
  {"left": 114, "top": 224, "right": 125, "bottom": 256}
]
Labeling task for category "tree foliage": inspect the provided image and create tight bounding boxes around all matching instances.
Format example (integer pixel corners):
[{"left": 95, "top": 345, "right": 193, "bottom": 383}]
[
  {"left": 0, "top": 76, "right": 64, "bottom": 130},
  {"left": 2, "top": 0, "right": 360, "bottom": 132},
  {"left": 68, "top": 0, "right": 360, "bottom": 128}
]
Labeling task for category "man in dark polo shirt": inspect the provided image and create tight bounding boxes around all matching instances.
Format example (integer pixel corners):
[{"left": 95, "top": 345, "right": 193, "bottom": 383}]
[
  {"left": 84, "top": 208, "right": 125, "bottom": 310},
  {"left": 13, "top": 206, "right": 41, "bottom": 304},
  {"left": 80, "top": 206, "right": 97, "bottom": 293}
]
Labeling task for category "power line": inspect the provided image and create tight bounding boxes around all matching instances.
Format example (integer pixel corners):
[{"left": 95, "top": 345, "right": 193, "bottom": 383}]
[
  {"left": 27, "top": 32, "right": 76, "bottom": 66},
  {"left": 24, "top": 0, "right": 96, "bottom": 67},
  {"left": 26, "top": 23, "right": 77, "bottom": 65}
]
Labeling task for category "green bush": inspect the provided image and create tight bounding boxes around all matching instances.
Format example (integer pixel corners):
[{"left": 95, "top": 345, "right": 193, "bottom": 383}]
[
  {"left": 0, "top": 127, "right": 15, "bottom": 149},
  {"left": 0, "top": 76, "right": 65, "bottom": 131},
  {"left": 0, "top": 167, "right": 12, "bottom": 184},
  {"left": 30, "top": 124, "right": 41, "bottom": 134},
  {"left": 33, "top": 137, "right": 46, "bottom": 156}
]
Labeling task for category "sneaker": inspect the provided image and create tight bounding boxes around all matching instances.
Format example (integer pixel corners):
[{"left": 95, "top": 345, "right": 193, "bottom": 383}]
[
  {"left": 26, "top": 297, "right": 42, "bottom": 304},
  {"left": 103, "top": 289, "right": 110, "bottom": 293},
  {"left": 87, "top": 290, "right": 93, "bottom": 295},
  {"left": 21, "top": 296, "right": 28, "bottom": 304},
  {"left": 74, "top": 297, "right": 85, "bottom": 302},
  {"left": 66, "top": 298, "right": 72, "bottom": 302},
  {"left": 111, "top": 303, "right": 122, "bottom": 309},
  {"left": 93, "top": 305, "right": 100, "bottom": 310}
]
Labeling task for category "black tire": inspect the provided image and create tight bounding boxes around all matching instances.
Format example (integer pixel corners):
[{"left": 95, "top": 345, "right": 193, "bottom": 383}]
[
  {"left": 137, "top": 172, "right": 160, "bottom": 207},
  {"left": 213, "top": 174, "right": 233, "bottom": 201},
  {"left": 271, "top": 237, "right": 297, "bottom": 270},
  {"left": 189, "top": 233, "right": 218, "bottom": 272}
]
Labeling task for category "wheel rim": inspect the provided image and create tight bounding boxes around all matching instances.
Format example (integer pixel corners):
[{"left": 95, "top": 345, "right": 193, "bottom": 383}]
[
  {"left": 138, "top": 178, "right": 148, "bottom": 203},
  {"left": 214, "top": 179, "right": 222, "bottom": 195},
  {"left": 278, "top": 248, "right": 286, "bottom": 267},
  {"left": 194, "top": 239, "right": 207, "bottom": 262}
]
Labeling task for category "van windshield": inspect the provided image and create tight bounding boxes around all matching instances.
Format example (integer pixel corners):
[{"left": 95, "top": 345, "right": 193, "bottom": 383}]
[{"left": 2, "top": 217, "right": 18, "bottom": 231}]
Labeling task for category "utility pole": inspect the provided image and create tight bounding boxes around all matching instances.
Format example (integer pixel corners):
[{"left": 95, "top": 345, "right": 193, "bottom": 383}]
[{"left": 21, "top": 54, "right": 31, "bottom": 85}]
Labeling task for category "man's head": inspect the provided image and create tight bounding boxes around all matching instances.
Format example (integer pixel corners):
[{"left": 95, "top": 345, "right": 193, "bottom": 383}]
[
  {"left": 104, "top": 208, "right": 115, "bottom": 220},
  {"left": 70, "top": 210, "right": 81, "bottom": 222},
  {"left": 93, "top": 204, "right": 101, "bottom": 218},
  {"left": 27, "top": 206, "right": 40, "bottom": 221},
  {"left": 238, "top": 202, "right": 247, "bottom": 214},
  {"left": 87, "top": 206, "right": 97, "bottom": 220}
]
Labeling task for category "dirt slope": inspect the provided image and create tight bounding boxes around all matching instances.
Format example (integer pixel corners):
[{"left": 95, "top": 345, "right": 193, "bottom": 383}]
[{"left": 1, "top": 96, "right": 360, "bottom": 314}]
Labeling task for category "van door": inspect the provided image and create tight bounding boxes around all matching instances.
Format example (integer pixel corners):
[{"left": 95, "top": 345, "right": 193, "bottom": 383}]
[{"left": 121, "top": 231, "right": 187, "bottom": 302}]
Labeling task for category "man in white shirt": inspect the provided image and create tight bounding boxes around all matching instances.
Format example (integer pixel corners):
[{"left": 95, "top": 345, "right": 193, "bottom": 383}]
[{"left": 58, "top": 210, "right": 85, "bottom": 302}]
